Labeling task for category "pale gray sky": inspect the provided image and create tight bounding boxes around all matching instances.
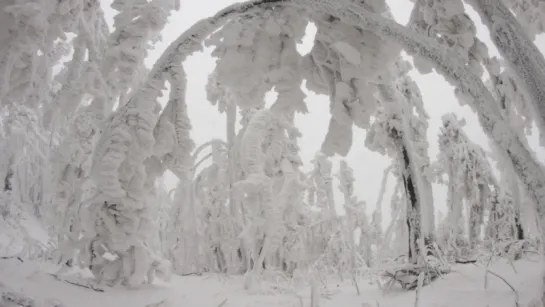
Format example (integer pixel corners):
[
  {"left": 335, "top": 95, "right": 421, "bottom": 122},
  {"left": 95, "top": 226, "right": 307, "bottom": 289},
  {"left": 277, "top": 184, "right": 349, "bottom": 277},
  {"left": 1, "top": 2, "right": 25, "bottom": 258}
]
[{"left": 104, "top": 1, "right": 545, "bottom": 226}]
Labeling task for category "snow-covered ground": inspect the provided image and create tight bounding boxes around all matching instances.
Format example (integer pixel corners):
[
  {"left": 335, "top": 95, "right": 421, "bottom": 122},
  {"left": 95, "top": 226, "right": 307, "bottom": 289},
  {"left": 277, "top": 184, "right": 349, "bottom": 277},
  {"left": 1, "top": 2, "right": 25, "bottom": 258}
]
[{"left": 1, "top": 257, "right": 541, "bottom": 307}]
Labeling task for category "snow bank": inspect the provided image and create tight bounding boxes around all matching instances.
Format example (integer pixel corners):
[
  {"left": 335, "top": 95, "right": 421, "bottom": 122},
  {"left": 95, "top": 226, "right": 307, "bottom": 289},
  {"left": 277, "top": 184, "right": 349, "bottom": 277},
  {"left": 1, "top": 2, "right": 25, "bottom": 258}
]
[{"left": 0, "top": 257, "right": 541, "bottom": 307}]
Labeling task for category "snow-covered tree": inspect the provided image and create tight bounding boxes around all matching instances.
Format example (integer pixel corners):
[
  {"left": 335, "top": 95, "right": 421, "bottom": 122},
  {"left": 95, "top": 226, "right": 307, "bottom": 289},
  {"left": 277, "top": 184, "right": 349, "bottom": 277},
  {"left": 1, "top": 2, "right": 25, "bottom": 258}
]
[
  {"left": 435, "top": 113, "right": 497, "bottom": 255},
  {"left": 310, "top": 153, "right": 335, "bottom": 217},
  {"left": 485, "top": 189, "right": 517, "bottom": 243},
  {"left": 54, "top": 0, "right": 181, "bottom": 286},
  {"left": 366, "top": 58, "right": 434, "bottom": 264},
  {"left": 336, "top": 160, "right": 371, "bottom": 268}
]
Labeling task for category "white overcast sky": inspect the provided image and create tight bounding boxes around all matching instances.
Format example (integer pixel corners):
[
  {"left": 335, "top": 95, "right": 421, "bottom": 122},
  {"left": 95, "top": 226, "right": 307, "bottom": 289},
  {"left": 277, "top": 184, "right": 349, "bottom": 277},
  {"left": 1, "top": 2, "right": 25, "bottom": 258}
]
[{"left": 104, "top": 1, "right": 545, "bottom": 226}]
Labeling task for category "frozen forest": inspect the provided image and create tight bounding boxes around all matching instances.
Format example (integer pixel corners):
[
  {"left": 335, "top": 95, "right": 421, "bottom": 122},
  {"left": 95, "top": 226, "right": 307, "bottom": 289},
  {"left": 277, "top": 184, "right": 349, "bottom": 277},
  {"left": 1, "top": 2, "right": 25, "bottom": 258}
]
[{"left": 1, "top": 0, "right": 545, "bottom": 306}]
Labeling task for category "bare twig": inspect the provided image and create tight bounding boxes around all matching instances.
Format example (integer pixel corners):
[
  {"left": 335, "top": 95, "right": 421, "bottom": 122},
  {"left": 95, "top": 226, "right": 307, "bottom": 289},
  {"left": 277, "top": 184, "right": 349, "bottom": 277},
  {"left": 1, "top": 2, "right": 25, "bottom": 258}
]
[
  {"left": 507, "top": 258, "right": 518, "bottom": 274},
  {"left": 145, "top": 300, "right": 168, "bottom": 307},
  {"left": 180, "top": 272, "right": 203, "bottom": 277},
  {"left": 486, "top": 270, "right": 520, "bottom": 307},
  {"left": 218, "top": 298, "right": 228, "bottom": 307},
  {"left": 476, "top": 261, "right": 519, "bottom": 307},
  {"left": 2, "top": 292, "right": 35, "bottom": 307},
  {"left": 316, "top": 271, "right": 327, "bottom": 288},
  {"left": 49, "top": 274, "right": 105, "bottom": 292},
  {"left": 0, "top": 256, "right": 24, "bottom": 262},
  {"left": 421, "top": 254, "right": 444, "bottom": 282},
  {"left": 351, "top": 273, "right": 361, "bottom": 296},
  {"left": 454, "top": 259, "right": 477, "bottom": 264},
  {"left": 63, "top": 279, "right": 105, "bottom": 292}
]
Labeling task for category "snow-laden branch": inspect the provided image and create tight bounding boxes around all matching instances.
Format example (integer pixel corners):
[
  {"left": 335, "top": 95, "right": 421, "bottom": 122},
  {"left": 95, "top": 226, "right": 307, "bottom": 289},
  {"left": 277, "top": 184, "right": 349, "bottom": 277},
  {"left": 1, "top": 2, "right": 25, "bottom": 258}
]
[
  {"left": 468, "top": 0, "right": 545, "bottom": 146},
  {"left": 501, "top": 0, "right": 545, "bottom": 40}
]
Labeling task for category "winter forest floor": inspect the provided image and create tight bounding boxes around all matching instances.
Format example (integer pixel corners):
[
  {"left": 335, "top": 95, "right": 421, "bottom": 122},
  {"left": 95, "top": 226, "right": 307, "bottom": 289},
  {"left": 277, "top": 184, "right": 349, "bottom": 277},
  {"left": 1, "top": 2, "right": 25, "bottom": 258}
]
[{"left": 0, "top": 256, "right": 541, "bottom": 307}]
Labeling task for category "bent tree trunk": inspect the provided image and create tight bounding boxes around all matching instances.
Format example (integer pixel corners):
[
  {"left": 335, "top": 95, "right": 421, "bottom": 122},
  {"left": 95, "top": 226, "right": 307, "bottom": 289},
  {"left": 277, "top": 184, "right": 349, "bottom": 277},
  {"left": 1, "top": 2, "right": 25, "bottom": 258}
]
[{"left": 469, "top": 0, "right": 545, "bottom": 142}]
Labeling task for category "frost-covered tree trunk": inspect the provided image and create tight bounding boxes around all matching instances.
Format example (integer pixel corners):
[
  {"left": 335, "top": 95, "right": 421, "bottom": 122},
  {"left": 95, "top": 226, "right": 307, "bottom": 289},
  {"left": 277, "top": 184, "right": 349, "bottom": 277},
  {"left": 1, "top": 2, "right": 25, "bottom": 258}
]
[
  {"left": 485, "top": 189, "right": 518, "bottom": 244},
  {"left": 491, "top": 132, "right": 527, "bottom": 242},
  {"left": 311, "top": 154, "right": 336, "bottom": 218},
  {"left": 445, "top": 164, "right": 464, "bottom": 253},
  {"left": 396, "top": 131, "right": 421, "bottom": 263},
  {"left": 468, "top": 184, "right": 488, "bottom": 249},
  {"left": 223, "top": 104, "right": 249, "bottom": 273},
  {"left": 363, "top": 55, "right": 435, "bottom": 265},
  {"left": 370, "top": 165, "right": 392, "bottom": 254},
  {"left": 374, "top": 83, "right": 429, "bottom": 264},
  {"left": 226, "top": 104, "right": 239, "bottom": 221},
  {"left": 505, "top": 173, "right": 525, "bottom": 241},
  {"left": 168, "top": 171, "right": 198, "bottom": 274},
  {"left": 336, "top": 160, "right": 360, "bottom": 270},
  {"left": 3, "top": 168, "right": 12, "bottom": 192},
  {"left": 234, "top": 108, "right": 276, "bottom": 285},
  {"left": 388, "top": 182, "right": 408, "bottom": 258}
]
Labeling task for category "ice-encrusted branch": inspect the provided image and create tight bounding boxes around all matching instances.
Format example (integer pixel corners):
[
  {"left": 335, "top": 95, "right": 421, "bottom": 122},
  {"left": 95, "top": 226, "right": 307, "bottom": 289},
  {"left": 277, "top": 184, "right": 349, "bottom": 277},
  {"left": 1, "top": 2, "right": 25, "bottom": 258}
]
[
  {"left": 468, "top": 0, "right": 545, "bottom": 146},
  {"left": 501, "top": 0, "right": 545, "bottom": 40}
]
